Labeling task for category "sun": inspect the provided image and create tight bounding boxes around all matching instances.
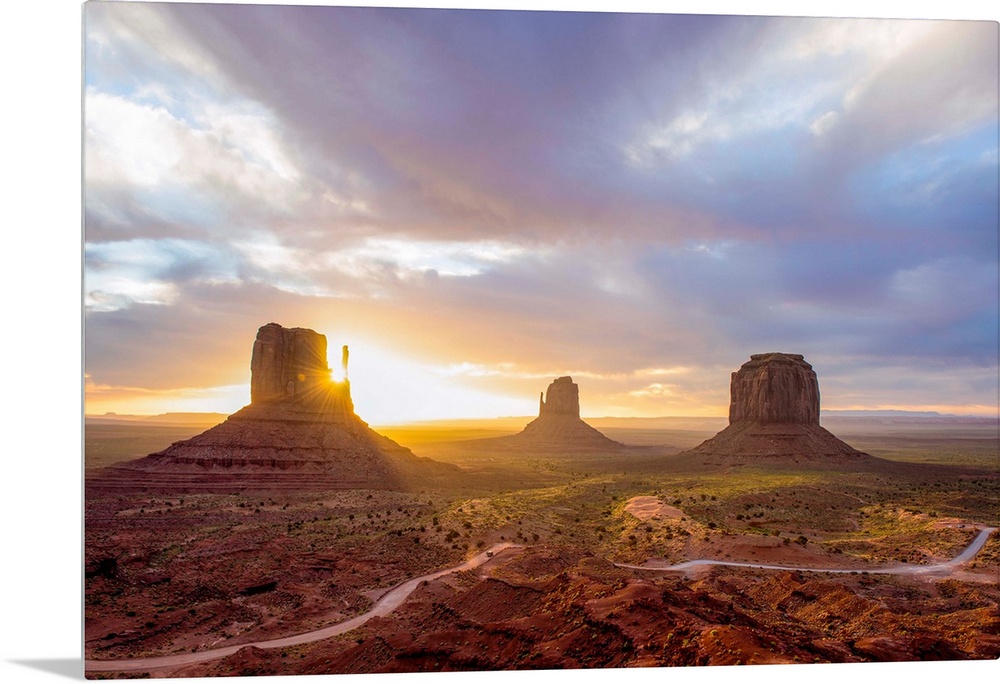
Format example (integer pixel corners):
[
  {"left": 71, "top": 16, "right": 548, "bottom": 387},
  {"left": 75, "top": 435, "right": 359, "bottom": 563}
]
[{"left": 314, "top": 333, "right": 532, "bottom": 424}]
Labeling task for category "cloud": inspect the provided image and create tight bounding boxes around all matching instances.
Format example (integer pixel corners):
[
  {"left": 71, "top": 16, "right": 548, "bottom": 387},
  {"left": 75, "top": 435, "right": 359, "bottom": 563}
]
[
  {"left": 622, "top": 17, "right": 918, "bottom": 166},
  {"left": 810, "top": 20, "right": 998, "bottom": 172},
  {"left": 325, "top": 237, "right": 536, "bottom": 279},
  {"left": 87, "top": 7, "right": 998, "bottom": 250},
  {"left": 83, "top": 232, "right": 998, "bottom": 417},
  {"left": 85, "top": 1, "right": 224, "bottom": 91},
  {"left": 84, "top": 281, "right": 323, "bottom": 390},
  {"left": 82, "top": 5, "right": 999, "bottom": 419},
  {"left": 84, "top": 239, "right": 242, "bottom": 311},
  {"left": 85, "top": 90, "right": 308, "bottom": 223},
  {"left": 146, "top": 7, "right": 739, "bottom": 244}
]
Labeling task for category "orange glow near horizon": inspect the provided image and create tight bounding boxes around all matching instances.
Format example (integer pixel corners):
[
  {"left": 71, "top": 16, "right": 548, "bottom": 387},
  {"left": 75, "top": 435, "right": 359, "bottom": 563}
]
[
  {"left": 84, "top": 378, "right": 251, "bottom": 417},
  {"left": 83, "top": 384, "right": 999, "bottom": 424},
  {"left": 83, "top": 338, "right": 998, "bottom": 423},
  {"left": 83, "top": 355, "right": 998, "bottom": 425}
]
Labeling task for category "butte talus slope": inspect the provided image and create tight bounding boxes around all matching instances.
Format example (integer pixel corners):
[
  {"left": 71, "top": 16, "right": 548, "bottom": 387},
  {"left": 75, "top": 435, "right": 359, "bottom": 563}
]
[
  {"left": 89, "top": 323, "right": 456, "bottom": 492},
  {"left": 679, "top": 353, "right": 876, "bottom": 467},
  {"left": 494, "top": 377, "right": 625, "bottom": 451}
]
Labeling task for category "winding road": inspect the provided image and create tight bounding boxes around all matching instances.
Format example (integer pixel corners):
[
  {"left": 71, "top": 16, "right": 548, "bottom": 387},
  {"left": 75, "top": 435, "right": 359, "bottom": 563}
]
[
  {"left": 86, "top": 526, "right": 996, "bottom": 673},
  {"left": 614, "top": 526, "right": 997, "bottom": 576},
  {"left": 85, "top": 543, "right": 523, "bottom": 674}
]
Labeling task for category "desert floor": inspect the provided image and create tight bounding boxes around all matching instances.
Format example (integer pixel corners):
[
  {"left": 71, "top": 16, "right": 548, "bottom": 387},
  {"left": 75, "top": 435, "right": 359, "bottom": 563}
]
[{"left": 84, "top": 416, "right": 999, "bottom": 677}]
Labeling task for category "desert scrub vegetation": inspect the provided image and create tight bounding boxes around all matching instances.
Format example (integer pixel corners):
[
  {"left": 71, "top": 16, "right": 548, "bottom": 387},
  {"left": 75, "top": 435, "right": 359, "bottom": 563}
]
[
  {"left": 665, "top": 481, "right": 863, "bottom": 536},
  {"left": 603, "top": 501, "right": 706, "bottom": 563},
  {"left": 829, "top": 506, "right": 979, "bottom": 564},
  {"left": 471, "top": 478, "right": 621, "bottom": 534}
]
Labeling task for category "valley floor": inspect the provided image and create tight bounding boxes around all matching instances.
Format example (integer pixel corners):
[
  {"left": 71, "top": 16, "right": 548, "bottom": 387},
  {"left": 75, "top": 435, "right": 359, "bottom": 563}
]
[{"left": 83, "top": 418, "right": 1000, "bottom": 677}]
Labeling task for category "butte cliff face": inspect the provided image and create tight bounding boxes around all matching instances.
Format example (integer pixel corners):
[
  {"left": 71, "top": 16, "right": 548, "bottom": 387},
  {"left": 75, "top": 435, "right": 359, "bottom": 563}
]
[
  {"left": 90, "top": 323, "right": 455, "bottom": 492},
  {"left": 683, "top": 352, "right": 871, "bottom": 466},
  {"left": 728, "top": 353, "right": 820, "bottom": 425},
  {"left": 539, "top": 376, "right": 581, "bottom": 416},
  {"left": 249, "top": 323, "right": 342, "bottom": 405},
  {"left": 502, "top": 377, "right": 623, "bottom": 450}
]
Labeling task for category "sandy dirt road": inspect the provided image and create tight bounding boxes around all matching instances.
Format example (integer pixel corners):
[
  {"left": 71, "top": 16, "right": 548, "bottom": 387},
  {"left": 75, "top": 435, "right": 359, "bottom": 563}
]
[
  {"left": 615, "top": 526, "right": 997, "bottom": 576},
  {"left": 85, "top": 543, "right": 523, "bottom": 674}
]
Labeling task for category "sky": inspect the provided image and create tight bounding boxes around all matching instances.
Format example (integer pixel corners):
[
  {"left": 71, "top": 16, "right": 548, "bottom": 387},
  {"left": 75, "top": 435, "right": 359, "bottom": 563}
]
[{"left": 82, "top": 1, "right": 999, "bottom": 424}]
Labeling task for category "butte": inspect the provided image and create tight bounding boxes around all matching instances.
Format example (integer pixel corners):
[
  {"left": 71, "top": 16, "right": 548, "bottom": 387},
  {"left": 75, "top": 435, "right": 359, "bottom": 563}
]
[
  {"left": 89, "top": 323, "right": 456, "bottom": 492},
  {"left": 493, "top": 376, "right": 625, "bottom": 451},
  {"left": 676, "top": 352, "right": 878, "bottom": 468}
]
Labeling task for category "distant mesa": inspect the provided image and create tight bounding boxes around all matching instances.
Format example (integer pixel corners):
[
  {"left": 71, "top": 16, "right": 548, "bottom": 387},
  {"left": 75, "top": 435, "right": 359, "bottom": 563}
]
[
  {"left": 89, "top": 323, "right": 456, "bottom": 492},
  {"left": 680, "top": 352, "right": 875, "bottom": 466},
  {"left": 497, "top": 376, "right": 624, "bottom": 451}
]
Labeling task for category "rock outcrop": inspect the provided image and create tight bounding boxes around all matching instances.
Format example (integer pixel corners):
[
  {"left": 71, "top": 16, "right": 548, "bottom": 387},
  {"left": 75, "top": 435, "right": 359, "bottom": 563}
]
[
  {"left": 728, "top": 353, "right": 820, "bottom": 425},
  {"left": 249, "top": 323, "right": 341, "bottom": 405},
  {"left": 89, "top": 323, "right": 456, "bottom": 492},
  {"left": 681, "top": 352, "right": 872, "bottom": 466},
  {"left": 539, "top": 376, "right": 580, "bottom": 416},
  {"left": 498, "top": 377, "right": 624, "bottom": 451}
]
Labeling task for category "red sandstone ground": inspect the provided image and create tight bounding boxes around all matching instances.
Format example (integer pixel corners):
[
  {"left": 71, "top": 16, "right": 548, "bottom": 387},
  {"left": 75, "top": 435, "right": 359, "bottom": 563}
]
[
  {"left": 84, "top": 348, "right": 999, "bottom": 677},
  {"left": 85, "top": 418, "right": 1000, "bottom": 678},
  {"left": 124, "top": 542, "right": 1000, "bottom": 678}
]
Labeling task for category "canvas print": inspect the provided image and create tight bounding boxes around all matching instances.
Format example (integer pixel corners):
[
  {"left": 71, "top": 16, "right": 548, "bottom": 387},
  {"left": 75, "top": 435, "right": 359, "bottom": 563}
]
[{"left": 83, "top": 1, "right": 999, "bottom": 679}]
